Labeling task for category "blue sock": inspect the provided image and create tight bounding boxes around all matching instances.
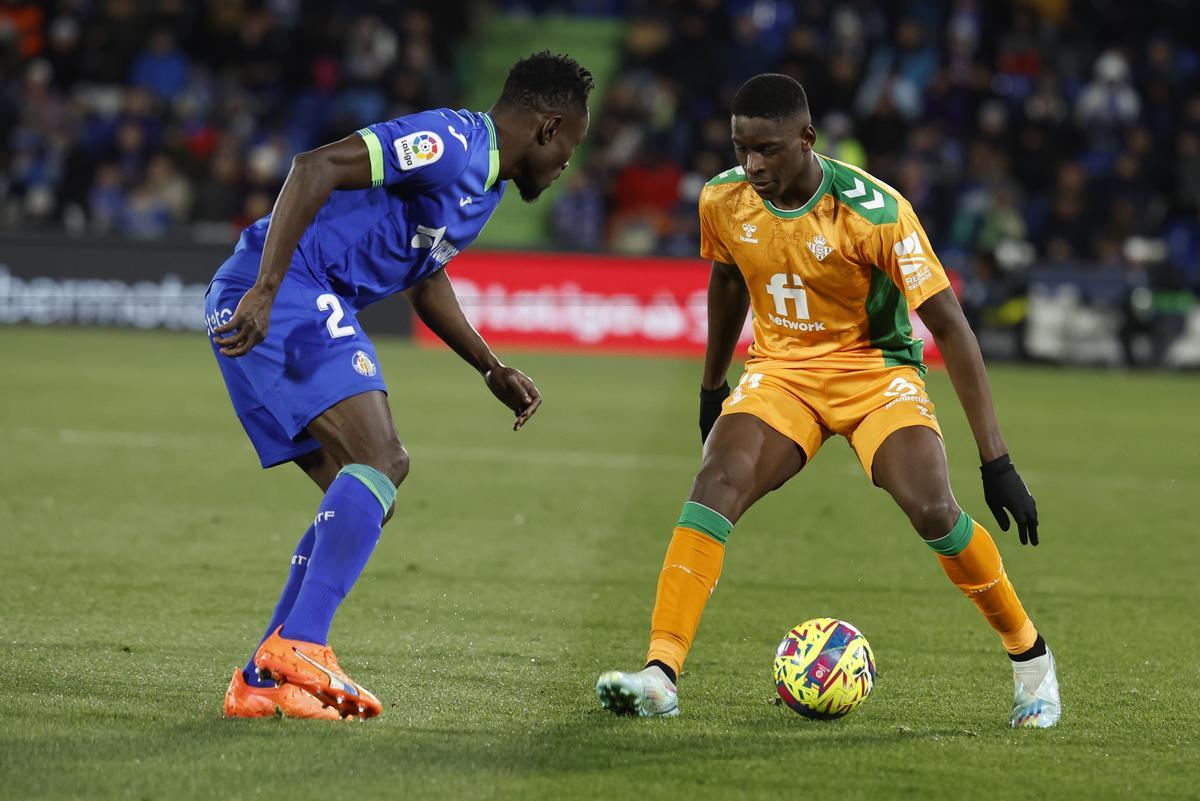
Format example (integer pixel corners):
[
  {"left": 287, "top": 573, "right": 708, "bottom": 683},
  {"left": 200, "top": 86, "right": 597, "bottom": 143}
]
[
  {"left": 243, "top": 524, "right": 316, "bottom": 688},
  {"left": 280, "top": 464, "right": 396, "bottom": 645}
]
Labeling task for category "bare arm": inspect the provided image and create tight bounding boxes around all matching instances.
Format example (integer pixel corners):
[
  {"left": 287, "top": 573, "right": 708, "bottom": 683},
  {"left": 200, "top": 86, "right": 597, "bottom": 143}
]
[
  {"left": 919, "top": 286, "right": 1039, "bottom": 544},
  {"left": 916, "top": 287, "right": 1007, "bottom": 461},
  {"left": 406, "top": 269, "right": 541, "bottom": 431},
  {"left": 697, "top": 260, "right": 749, "bottom": 443},
  {"left": 405, "top": 269, "right": 500, "bottom": 375},
  {"left": 212, "top": 136, "right": 374, "bottom": 356},
  {"left": 701, "top": 260, "right": 750, "bottom": 390}
]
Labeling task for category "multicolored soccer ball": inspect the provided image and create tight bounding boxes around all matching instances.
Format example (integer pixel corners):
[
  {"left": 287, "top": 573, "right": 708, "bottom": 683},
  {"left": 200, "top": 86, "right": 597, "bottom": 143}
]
[{"left": 773, "top": 618, "right": 876, "bottom": 719}]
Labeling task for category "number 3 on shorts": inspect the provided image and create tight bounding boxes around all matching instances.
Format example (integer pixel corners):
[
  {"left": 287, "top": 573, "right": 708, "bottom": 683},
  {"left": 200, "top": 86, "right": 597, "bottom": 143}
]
[{"left": 317, "top": 293, "right": 355, "bottom": 339}]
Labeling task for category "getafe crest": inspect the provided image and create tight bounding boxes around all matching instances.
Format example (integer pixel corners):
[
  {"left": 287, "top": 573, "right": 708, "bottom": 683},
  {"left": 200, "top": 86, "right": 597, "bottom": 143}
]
[
  {"left": 807, "top": 235, "right": 834, "bottom": 261},
  {"left": 352, "top": 350, "right": 377, "bottom": 377}
]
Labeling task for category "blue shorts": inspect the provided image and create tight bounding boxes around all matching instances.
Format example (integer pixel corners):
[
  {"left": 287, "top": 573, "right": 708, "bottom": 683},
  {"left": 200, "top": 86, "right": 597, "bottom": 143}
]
[{"left": 205, "top": 253, "right": 387, "bottom": 468}]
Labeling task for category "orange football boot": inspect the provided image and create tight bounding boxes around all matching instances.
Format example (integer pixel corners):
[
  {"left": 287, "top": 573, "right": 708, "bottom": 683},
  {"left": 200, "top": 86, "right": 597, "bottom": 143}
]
[
  {"left": 222, "top": 667, "right": 341, "bottom": 720},
  {"left": 254, "top": 627, "right": 382, "bottom": 719}
]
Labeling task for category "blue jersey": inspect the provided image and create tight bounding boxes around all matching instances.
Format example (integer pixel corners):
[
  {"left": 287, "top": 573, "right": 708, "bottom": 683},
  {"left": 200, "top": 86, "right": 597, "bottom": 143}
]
[{"left": 215, "top": 108, "right": 505, "bottom": 309}]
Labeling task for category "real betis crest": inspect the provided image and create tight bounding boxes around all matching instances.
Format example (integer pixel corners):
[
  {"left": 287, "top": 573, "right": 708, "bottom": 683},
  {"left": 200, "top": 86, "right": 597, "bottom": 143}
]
[{"left": 807, "top": 235, "right": 834, "bottom": 261}]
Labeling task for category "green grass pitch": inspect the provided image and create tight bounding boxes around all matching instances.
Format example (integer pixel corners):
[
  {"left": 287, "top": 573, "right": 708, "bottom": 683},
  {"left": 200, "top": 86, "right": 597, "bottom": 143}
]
[{"left": 2, "top": 327, "right": 1197, "bottom": 800}]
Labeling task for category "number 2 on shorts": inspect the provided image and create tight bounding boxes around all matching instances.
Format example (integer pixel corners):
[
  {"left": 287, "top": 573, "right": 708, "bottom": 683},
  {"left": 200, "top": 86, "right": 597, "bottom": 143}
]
[{"left": 317, "top": 293, "right": 355, "bottom": 339}]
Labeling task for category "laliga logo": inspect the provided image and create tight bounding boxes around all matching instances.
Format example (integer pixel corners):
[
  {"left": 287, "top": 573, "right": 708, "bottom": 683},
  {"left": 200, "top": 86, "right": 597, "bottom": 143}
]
[
  {"left": 412, "top": 133, "right": 439, "bottom": 161},
  {"left": 396, "top": 131, "right": 444, "bottom": 171},
  {"left": 739, "top": 223, "right": 759, "bottom": 244}
]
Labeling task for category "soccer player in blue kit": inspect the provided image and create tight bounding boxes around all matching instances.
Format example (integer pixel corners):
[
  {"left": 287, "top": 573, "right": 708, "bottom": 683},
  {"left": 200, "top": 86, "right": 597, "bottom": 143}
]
[{"left": 208, "top": 52, "right": 593, "bottom": 720}]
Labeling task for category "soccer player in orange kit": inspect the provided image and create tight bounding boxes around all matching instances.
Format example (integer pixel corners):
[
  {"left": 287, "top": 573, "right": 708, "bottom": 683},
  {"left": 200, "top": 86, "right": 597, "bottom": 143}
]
[{"left": 597, "top": 74, "right": 1060, "bottom": 728}]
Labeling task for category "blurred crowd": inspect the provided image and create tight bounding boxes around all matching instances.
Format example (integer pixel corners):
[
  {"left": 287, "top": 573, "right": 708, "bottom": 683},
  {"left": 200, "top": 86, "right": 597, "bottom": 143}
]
[
  {"left": 544, "top": 0, "right": 1200, "bottom": 310},
  {"left": 0, "top": 0, "right": 471, "bottom": 241},
  {"left": 3, "top": 0, "right": 1200, "bottom": 305}
]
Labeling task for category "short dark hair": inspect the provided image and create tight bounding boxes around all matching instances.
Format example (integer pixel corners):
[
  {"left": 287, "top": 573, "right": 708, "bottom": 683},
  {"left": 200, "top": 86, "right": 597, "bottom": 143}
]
[
  {"left": 497, "top": 51, "right": 594, "bottom": 115},
  {"left": 731, "top": 74, "right": 809, "bottom": 121}
]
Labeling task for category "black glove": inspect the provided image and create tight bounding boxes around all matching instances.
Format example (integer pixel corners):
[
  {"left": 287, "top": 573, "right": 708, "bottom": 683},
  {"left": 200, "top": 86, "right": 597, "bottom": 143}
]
[
  {"left": 981, "top": 454, "right": 1039, "bottom": 546},
  {"left": 699, "top": 383, "right": 730, "bottom": 444}
]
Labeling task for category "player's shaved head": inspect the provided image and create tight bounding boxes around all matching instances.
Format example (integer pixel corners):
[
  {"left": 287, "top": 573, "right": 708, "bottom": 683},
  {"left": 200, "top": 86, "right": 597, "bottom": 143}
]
[
  {"left": 731, "top": 74, "right": 810, "bottom": 122},
  {"left": 729, "top": 74, "right": 819, "bottom": 207},
  {"left": 490, "top": 51, "right": 592, "bottom": 203},
  {"left": 497, "top": 50, "right": 594, "bottom": 117}
]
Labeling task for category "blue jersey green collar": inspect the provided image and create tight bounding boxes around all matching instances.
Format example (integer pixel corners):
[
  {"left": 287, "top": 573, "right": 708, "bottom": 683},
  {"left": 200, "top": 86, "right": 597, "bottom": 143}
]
[{"left": 482, "top": 113, "right": 500, "bottom": 192}]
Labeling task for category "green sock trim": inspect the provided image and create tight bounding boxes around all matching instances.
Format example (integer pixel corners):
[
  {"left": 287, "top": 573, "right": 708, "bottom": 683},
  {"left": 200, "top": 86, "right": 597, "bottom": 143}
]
[
  {"left": 925, "top": 511, "right": 974, "bottom": 556},
  {"left": 338, "top": 464, "right": 396, "bottom": 515},
  {"left": 677, "top": 501, "right": 733, "bottom": 544}
]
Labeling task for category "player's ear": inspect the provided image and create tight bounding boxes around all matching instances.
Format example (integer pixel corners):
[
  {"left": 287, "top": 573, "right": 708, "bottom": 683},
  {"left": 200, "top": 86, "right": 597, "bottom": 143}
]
[
  {"left": 801, "top": 124, "right": 817, "bottom": 150},
  {"left": 539, "top": 115, "right": 563, "bottom": 145}
]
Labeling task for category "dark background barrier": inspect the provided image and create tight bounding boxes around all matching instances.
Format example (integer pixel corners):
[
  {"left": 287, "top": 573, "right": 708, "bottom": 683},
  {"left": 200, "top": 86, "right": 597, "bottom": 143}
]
[
  {"left": 5, "top": 235, "right": 1199, "bottom": 368},
  {"left": 0, "top": 235, "right": 412, "bottom": 335}
]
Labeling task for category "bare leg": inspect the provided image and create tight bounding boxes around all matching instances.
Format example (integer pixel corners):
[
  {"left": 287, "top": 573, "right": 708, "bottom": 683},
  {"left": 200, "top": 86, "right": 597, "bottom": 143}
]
[
  {"left": 689, "top": 413, "right": 808, "bottom": 522},
  {"left": 644, "top": 413, "right": 809, "bottom": 678},
  {"left": 870, "top": 425, "right": 960, "bottom": 540},
  {"left": 872, "top": 425, "right": 1040, "bottom": 657}
]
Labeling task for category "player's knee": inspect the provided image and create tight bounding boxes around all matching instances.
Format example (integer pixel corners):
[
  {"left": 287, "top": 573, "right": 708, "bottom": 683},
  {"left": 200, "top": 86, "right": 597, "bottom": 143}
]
[
  {"left": 692, "top": 458, "right": 755, "bottom": 512},
  {"left": 367, "top": 439, "right": 409, "bottom": 487},
  {"left": 695, "top": 459, "right": 747, "bottom": 493},
  {"left": 910, "top": 499, "right": 961, "bottom": 541}
]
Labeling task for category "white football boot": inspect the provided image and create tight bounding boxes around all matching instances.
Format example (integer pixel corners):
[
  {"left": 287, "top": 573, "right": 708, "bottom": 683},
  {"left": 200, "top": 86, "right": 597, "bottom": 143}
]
[
  {"left": 596, "top": 666, "right": 679, "bottom": 717},
  {"left": 1010, "top": 648, "right": 1061, "bottom": 728}
]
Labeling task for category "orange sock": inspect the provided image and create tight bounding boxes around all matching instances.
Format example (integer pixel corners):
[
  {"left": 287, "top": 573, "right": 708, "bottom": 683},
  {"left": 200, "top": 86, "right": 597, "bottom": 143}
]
[
  {"left": 928, "top": 512, "right": 1038, "bottom": 654},
  {"left": 645, "top": 502, "right": 731, "bottom": 677}
]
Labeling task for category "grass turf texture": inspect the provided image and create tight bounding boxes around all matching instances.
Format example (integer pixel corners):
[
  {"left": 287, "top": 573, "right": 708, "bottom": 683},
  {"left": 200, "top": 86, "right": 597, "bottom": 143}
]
[{"left": 1, "top": 327, "right": 1197, "bottom": 800}]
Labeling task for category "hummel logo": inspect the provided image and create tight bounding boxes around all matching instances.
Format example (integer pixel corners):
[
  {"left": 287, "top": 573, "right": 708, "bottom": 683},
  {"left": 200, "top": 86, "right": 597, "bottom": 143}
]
[
  {"left": 459, "top": 196, "right": 473, "bottom": 207},
  {"left": 293, "top": 648, "right": 357, "bottom": 696},
  {"left": 739, "top": 223, "right": 759, "bottom": 244},
  {"left": 840, "top": 177, "right": 886, "bottom": 210},
  {"left": 807, "top": 235, "right": 834, "bottom": 261}
]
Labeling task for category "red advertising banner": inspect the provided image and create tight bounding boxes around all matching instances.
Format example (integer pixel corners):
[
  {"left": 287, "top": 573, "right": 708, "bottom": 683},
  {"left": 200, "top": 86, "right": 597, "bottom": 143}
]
[
  {"left": 415, "top": 250, "right": 746, "bottom": 355},
  {"left": 416, "top": 250, "right": 941, "bottom": 363}
]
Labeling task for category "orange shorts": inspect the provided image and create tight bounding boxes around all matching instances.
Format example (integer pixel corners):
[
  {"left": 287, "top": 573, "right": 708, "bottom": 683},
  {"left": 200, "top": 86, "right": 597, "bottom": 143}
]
[{"left": 720, "top": 361, "right": 942, "bottom": 480}]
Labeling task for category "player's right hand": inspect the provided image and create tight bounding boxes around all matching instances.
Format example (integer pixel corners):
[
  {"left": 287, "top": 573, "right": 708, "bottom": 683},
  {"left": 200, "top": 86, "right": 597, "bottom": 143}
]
[
  {"left": 485, "top": 366, "right": 542, "bottom": 431},
  {"left": 212, "top": 285, "right": 275, "bottom": 357},
  {"left": 699, "top": 382, "right": 730, "bottom": 444}
]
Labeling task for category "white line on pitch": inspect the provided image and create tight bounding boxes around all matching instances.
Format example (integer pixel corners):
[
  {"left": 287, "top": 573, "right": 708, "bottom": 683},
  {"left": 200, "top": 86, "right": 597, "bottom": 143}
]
[
  {"left": 4, "top": 426, "right": 1181, "bottom": 487},
  {"left": 0, "top": 427, "right": 698, "bottom": 472}
]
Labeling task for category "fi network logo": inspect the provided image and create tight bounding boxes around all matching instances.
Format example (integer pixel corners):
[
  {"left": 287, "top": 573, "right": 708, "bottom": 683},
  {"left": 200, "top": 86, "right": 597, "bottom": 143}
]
[
  {"left": 765, "top": 273, "right": 809, "bottom": 318},
  {"left": 765, "top": 273, "right": 826, "bottom": 332}
]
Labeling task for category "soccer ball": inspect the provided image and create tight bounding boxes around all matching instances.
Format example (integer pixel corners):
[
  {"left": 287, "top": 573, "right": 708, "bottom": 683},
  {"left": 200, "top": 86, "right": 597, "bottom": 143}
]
[{"left": 773, "top": 618, "right": 876, "bottom": 719}]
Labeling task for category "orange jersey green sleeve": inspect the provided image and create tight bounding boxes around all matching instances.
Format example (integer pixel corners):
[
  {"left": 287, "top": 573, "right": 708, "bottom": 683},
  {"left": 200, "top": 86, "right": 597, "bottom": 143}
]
[{"left": 698, "top": 154, "right": 951, "bottom": 373}]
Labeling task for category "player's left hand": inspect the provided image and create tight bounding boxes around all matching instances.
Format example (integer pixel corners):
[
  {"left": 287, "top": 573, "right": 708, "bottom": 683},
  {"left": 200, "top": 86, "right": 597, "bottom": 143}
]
[
  {"left": 980, "top": 454, "right": 1039, "bottom": 546},
  {"left": 485, "top": 366, "right": 542, "bottom": 431}
]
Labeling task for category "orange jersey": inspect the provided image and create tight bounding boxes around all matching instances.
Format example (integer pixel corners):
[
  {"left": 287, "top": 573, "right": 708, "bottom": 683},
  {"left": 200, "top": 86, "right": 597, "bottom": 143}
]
[{"left": 699, "top": 154, "right": 950, "bottom": 373}]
